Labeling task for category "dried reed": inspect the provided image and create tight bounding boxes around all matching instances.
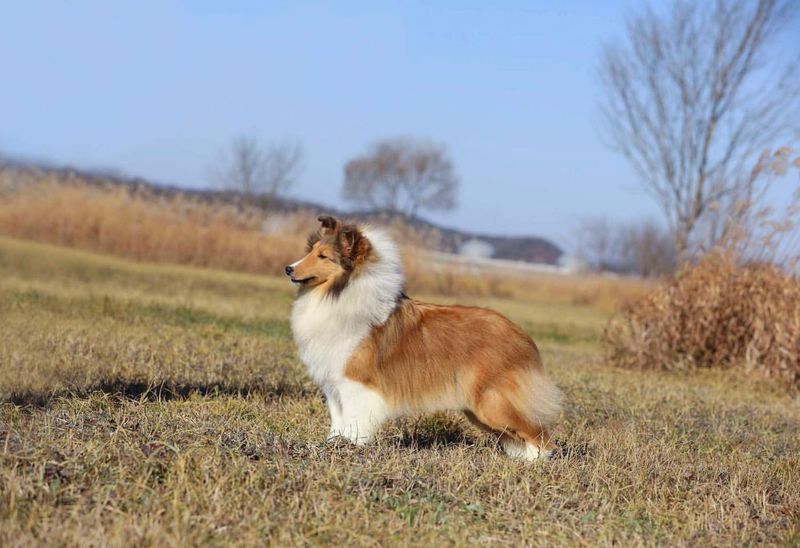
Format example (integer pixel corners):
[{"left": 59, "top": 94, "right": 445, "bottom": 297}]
[
  {"left": 0, "top": 171, "right": 649, "bottom": 309},
  {"left": 0, "top": 179, "right": 305, "bottom": 276},
  {"left": 605, "top": 149, "right": 800, "bottom": 390},
  {"left": 605, "top": 253, "right": 800, "bottom": 389}
]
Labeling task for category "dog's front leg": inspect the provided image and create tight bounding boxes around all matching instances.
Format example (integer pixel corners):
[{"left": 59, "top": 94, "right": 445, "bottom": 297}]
[
  {"left": 324, "top": 388, "right": 343, "bottom": 441},
  {"left": 336, "top": 380, "right": 390, "bottom": 445}
]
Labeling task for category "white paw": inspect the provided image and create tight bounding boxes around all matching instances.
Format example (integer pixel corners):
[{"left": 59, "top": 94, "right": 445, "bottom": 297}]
[
  {"left": 526, "top": 444, "right": 555, "bottom": 461},
  {"left": 502, "top": 437, "right": 554, "bottom": 461},
  {"left": 501, "top": 437, "right": 529, "bottom": 459},
  {"left": 339, "top": 425, "right": 372, "bottom": 445},
  {"left": 327, "top": 425, "right": 372, "bottom": 445}
]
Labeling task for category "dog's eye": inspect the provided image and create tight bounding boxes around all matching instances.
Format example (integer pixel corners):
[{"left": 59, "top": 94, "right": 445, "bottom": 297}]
[{"left": 318, "top": 253, "right": 327, "bottom": 260}]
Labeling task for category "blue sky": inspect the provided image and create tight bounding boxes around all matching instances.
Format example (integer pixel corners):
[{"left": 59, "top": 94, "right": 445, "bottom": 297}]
[{"left": 1, "top": 1, "right": 797, "bottom": 248}]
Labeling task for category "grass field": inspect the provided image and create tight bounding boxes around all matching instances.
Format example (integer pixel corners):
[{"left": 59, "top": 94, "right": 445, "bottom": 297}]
[{"left": 1, "top": 235, "right": 799, "bottom": 546}]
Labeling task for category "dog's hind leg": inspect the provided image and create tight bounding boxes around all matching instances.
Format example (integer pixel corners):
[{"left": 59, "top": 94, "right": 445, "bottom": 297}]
[
  {"left": 334, "top": 380, "right": 391, "bottom": 445},
  {"left": 469, "top": 388, "right": 556, "bottom": 461},
  {"left": 465, "top": 408, "right": 548, "bottom": 460}
]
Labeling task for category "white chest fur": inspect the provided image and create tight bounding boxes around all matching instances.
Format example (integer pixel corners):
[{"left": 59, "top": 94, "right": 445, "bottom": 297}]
[
  {"left": 290, "top": 290, "right": 373, "bottom": 390},
  {"left": 289, "top": 228, "right": 404, "bottom": 395}
]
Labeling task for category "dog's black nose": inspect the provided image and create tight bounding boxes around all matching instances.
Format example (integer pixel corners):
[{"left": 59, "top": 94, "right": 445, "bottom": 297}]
[{"left": 285, "top": 265, "right": 294, "bottom": 276}]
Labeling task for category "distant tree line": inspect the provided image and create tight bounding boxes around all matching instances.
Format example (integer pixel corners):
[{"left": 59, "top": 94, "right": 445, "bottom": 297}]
[
  {"left": 212, "top": 0, "right": 799, "bottom": 275},
  {"left": 212, "top": 135, "right": 460, "bottom": 219},
  {"left": 576, "top": 218, "right": 676, "bottom": 277}
]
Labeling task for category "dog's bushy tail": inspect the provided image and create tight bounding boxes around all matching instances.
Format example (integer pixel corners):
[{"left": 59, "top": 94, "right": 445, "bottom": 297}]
[{"left": 509, "top": 368, "right": 564, "bottom": 428}]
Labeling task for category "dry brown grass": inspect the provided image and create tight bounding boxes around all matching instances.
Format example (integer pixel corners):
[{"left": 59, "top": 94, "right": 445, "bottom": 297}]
[
  {"left": 605, "top": 149, "right": 800, "bottom": 391},
  {"left": 0, "top": 179, "right": 306, "bottom": 276},
  {"left": 403, "top": 255, "right": 651, "bottom": 312},
  {"left": 0, "top": 176, "right": 649, "bottom": 311},
  {"left": 1, "top": 237, "right": 798, "bottom": 545},
  {"left": 605, "top": 252, "right": 800, "bottom": 390}
]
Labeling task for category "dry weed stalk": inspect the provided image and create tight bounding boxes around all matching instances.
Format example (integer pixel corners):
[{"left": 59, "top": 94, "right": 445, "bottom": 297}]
[{"left": 605, "top": 148, "right": 800, "bottom": 389}]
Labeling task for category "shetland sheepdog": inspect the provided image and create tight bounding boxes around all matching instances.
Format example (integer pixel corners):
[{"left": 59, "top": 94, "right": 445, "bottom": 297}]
[{"left": 287, "top": 215, "right": 563, "bottom": 460}]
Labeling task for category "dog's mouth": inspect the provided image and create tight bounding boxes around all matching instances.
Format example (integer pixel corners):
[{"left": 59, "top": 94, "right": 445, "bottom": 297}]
[{"left": 290, "top": 276, "right": 316, "bottom": 285}]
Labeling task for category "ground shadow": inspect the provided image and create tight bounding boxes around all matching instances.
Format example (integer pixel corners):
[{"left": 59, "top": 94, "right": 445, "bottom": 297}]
[
  {"left": 389, "top": 415, "right": 478, "bottom": 449},
  {"left": 392, "top": 426, "right": 590, "bottom": 458},
  {"left": 5, "top": 376, "right": 314, "bottom": 408}
]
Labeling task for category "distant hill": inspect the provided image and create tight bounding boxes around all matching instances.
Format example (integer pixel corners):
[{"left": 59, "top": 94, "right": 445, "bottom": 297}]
[
  {"left": 349, "top": 210, "right": 563, "bottom": 265},
  {"left": 0, "top": 160, "right": 563, "bottom": 265}
]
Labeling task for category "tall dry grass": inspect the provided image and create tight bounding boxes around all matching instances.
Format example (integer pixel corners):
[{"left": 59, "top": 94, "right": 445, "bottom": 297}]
[
  {"left": 0, "top": 171, "right": 649, "bottom": 309},
  {"left": 402, "top": 254, "right": 649, "bottom": 310},
  {"left": 605, "top": 148, "right": 800, "bottom": 390},
  {"left": 0, "top": 179, "right": 306, "bottom": 276},
  {"left": 605, "top": 253, "right": 800, "bottom": 389}
]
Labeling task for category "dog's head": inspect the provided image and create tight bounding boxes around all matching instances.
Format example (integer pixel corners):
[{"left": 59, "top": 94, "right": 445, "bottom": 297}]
[{"left": 285, "top": 215, "right": 372, "bottom": 294}]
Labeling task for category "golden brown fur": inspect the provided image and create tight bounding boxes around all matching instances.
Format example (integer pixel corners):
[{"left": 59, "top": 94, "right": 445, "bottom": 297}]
[{"left": 345, "top": 298, "right": 560, "bottom": 454}]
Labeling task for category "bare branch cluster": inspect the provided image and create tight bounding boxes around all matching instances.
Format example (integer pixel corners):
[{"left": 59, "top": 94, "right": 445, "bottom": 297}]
[
  {"left": 213, "top": 135, "right": 303, "bottom": 201},
  {"left": 343, "top": 138, "right": 459, "bottom": 218},
  {"left": 576, "top": 217, "right": 676, "bottom": 277},
  {"left": 599, "top": 0, "right": 799, "bottom": 257},
  {"left": 714, "top": 147, "right": 800, "bottom": 268}
]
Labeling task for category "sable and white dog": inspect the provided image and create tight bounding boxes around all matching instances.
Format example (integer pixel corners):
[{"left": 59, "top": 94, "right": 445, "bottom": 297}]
[{"left": 287, "top": 215, "right": 562, "bottom": 460}]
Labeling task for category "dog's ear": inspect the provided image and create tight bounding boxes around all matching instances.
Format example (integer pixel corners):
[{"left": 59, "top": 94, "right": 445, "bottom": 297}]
[
  {"left": 339, "top": 225, "right": 370, "bottom": 265},
  {"left": 340, "top": 226, "right": 358, "bottom": 258},
  {"left": 317, "top": 215, "right": 339, "bottom": 235}
]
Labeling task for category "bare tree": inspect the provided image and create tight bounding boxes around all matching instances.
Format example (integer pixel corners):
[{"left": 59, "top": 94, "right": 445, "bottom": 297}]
[
  {"left": 617, "top": 220, "right": 677, "bottom": 277},
  {"left": 213, "top": 135, "right": 303, "bottom": 202},
  {"left": 577, "top": 217, "right": 676, "bottom": 277},
  {"left": 599, "top": 0, "right": 799, "bottom": 258},
  {"left": 343, "top": 138, "right": 459, "bottom": 218},
  {"left": 575, "top": 217, "right": 617, "bottom": 272}
]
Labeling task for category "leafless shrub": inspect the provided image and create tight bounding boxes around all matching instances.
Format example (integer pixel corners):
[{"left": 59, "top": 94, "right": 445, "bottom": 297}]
[
  {"left": 605, "top": 253, "right": 800, "bottom": 390},
  {"left": 708, "top": 147, "right": 800, "bottom": 267},
  {"left": 605, "top": 149, "right": 800, "bottom": 390}
]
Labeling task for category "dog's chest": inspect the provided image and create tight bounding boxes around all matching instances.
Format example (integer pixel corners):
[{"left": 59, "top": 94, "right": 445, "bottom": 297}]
[{"left": 290, "top": 294, "right": 373, "bottom": 388}]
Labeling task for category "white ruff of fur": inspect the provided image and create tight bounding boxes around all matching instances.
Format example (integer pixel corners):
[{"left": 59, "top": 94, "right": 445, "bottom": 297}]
[{"left": 290, "top": 227, "right": 403, "bottom": 443}]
